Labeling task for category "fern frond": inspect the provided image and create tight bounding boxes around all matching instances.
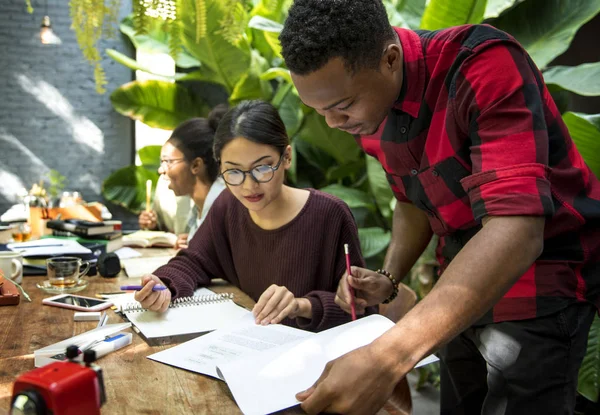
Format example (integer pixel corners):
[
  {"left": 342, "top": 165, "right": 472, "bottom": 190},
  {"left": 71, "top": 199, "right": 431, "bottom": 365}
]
[
  {"left": 195, "top": 0, "right": 207, "bottom": 43},
  {"left": 168, "top": 19, "right": 182, "bottom": 60},
  {"left": 133, "top": 0, "right": 149, "bottom": 35},
  {"left": 218, "top": 1, "right": 249, "bottom": 45},
  {"left": 94, "top": 63, "right": 108, "bottom": 94}
]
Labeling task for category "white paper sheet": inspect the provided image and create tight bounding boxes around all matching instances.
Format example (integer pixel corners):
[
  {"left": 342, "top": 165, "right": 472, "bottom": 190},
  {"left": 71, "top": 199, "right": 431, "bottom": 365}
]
[
  {"left": 8, "top": 238, "right": 92, "bottom": 257},
  {"left": 148, "top": 314, "right": 312, "bottom": 378},
  {"left": 218, "top": 315, "right": 439, "bottom": 415}
]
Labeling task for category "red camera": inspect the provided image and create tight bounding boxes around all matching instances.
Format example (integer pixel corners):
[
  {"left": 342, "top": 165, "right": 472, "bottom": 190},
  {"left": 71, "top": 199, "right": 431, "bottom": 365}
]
[{"left": 10, "top": 346, "right": 106, "bottom": 415}]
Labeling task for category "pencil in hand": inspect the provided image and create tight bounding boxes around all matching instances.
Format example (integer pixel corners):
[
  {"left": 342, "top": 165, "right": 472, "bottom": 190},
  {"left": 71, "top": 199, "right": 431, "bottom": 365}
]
[{"left": 344, "top": 244, "right": 357, "bottom": 321}]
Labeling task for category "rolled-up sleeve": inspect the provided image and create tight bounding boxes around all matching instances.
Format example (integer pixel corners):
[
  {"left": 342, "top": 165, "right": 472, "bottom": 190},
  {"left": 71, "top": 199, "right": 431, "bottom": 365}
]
[{"left": 454, "top": 42, "right": 555, "bottom": 221}]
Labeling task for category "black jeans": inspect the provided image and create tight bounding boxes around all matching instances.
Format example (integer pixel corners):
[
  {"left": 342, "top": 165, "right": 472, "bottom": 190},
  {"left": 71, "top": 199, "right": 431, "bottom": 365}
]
[{"left": 439, "top": 302, "right": 596, "bottom": 415}]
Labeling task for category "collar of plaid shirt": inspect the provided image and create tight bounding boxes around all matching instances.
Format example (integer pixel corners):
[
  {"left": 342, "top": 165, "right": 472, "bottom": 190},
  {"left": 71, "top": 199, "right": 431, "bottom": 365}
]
[{"left": 356, "top": 24, "right": 600, "bottom": 323}]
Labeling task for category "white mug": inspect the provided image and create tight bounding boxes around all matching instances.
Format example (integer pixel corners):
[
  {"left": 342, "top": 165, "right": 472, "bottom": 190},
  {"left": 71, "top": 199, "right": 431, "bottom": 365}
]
[{"left": 0, "top": 251, "right": 23, "bottom": 284}]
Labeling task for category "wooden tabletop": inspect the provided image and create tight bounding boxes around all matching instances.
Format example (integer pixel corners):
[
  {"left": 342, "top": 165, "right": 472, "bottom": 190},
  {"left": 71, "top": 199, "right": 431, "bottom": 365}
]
[{"left": 0, "top": 250, "right": 410, "bottom": 415}]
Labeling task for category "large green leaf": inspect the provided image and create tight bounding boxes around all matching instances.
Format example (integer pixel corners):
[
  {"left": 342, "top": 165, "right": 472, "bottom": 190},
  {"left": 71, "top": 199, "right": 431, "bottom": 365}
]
[
  {"left": 386, "top": 0, "right": 426, "bottom": 29},
  {"left": 119, "top": 15, "right": 200, "bottom": 68},
  {"left": 105, "top": 49, "right": 174, "bottom": 80},
  {"left": 110, "top": 80, "right": 210, "bottom": 130},
  {"left": 320, "top": 184, "right": 376, "bottom": 211},
  {"left": 179, "top": 0, "right": 252, "bottom": 93},
  {"left": 491, "top": 0, "right": 600, "bottom": 69},
  {"left": 543, "top": 62, "right": 600, "bottom": 97},
  {"left": 294, "top": 137, "right": 335, "bottom": 172},
  {"left": 247, "top": 15, "right": 283, "bottom": 58},
  {"left": 229, "top": 50, "right": 273, "bottom": 104},
  {"left": 366, "top": 156, "right": 394, "bottom": 220},
  {"left": 272, "top": 83, "right": 304, "bottom": 138},
  {"left": 297, "top": 111, "right": 361, "bottom": 164},
  {"left": 102, "top": 166, "right": 159, "bottom": 214},
  {"left": 248, "top": 0, "right": 288, "bottom": 61},
  {"left": 578, "top": 315, "right": 600, "bottom": 402},
  {"left": 484, "top": 0, "right": 521, "bottom": 18},
  {"left": 358, "top": 227, "right": 392, "bottom": 258},
  {"left": 563, "top": 112, "right": 600, "bottom": 179},
  {"left": 138, "top": 145, "right": 162, "bottom": 169},
  {"left": 420, "top": 0, "right": 487, "bottom": 30}
]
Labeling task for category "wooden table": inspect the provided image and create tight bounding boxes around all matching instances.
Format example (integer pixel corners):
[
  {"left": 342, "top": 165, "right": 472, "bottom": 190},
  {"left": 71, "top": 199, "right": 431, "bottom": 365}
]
[{"left": 0, "top": 254, "right": 410, "bottom": 414}]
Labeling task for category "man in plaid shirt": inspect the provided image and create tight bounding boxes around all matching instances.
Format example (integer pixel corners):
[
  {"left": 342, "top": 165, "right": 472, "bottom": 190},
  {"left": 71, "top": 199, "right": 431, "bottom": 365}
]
[{"left": 280, "top": 0, "right": 600, "bottom": 414}]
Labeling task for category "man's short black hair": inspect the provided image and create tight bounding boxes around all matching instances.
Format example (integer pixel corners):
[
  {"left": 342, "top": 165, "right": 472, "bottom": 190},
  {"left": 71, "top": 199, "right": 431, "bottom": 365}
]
[{"left": 280, "top": 0, "right": 395, "bottom": 75}]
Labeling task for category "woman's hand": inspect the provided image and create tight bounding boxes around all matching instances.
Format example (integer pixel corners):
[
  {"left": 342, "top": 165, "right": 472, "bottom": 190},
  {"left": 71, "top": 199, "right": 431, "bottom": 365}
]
[
  {"left": 139, "top": 211, "right": 158, "bottom": 230},
  {"left": 252, "top": 284, "right": 312, "bottom": 325},
  {"left": 174, "top": 233, "right": 189, "bottom": 250},
  {"left": 133, "top": 275, "right": 171, "bottom": 312}
]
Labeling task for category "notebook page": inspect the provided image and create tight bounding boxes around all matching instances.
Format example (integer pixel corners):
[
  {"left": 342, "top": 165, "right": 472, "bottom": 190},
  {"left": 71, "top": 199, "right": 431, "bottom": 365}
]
[
  {"left": 218, "top": 314, "right": 438, "bottom": 415},
  {"left": 124, "top": 287, "right": 251, "bottom": 338},
  {"left": 121, "top": 255, "right": 172, "bottom": 278},
  {"left": 148, "top": 313, "right": 312, "bottom": 378}
]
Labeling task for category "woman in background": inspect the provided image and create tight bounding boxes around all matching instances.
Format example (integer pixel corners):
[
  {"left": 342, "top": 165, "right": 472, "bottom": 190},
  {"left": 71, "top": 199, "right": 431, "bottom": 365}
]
[
  {"left": 139, "top": 105, "right": 228, "bottom": 249},
  {"left": 135, "top": 100, "right": 373, "bottom": 332}
]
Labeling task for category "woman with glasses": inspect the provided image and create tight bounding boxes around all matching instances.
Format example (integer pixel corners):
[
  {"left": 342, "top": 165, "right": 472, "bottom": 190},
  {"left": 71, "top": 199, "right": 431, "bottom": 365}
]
[
  {"left": 134, "top": 100, "right": 373, "bottom": 332},
  {"left": 138, "top": 105, "right": 228, "bottom": 249}
]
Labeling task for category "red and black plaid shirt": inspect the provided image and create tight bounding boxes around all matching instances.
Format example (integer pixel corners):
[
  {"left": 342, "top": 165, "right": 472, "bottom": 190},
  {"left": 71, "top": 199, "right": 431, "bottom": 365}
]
[{"left": 357, "top": 24, "right": 600, "bottom": 324}]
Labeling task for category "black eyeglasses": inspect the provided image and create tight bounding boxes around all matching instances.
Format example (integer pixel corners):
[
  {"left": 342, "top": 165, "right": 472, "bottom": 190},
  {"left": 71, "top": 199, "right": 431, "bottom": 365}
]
[{"left": 220, "top": 154, "right": 285, "bottom": 186}]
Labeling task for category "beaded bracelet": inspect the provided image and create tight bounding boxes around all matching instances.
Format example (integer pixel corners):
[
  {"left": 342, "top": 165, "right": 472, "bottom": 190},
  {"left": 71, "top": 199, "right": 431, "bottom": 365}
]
[{"left": 377, "top": 269, "right": 399, "bottom": 304}]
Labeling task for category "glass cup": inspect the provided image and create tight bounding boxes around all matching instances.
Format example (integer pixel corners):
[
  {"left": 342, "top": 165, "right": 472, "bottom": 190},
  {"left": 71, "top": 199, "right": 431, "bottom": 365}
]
[{"left": 46, "top": 257, "right": 90, "bottom": 288}]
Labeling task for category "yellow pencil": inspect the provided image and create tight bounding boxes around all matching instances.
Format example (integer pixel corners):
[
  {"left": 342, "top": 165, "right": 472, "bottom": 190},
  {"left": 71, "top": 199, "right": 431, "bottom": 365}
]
[{"left": 145, "top": 179, "right": 152, "bottom": 213}]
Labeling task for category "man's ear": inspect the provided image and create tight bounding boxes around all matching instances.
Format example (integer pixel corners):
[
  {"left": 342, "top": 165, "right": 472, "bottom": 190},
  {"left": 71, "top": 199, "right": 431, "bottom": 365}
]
[
  {"left": 190, "top": 157, "right": 204, "bottom": 175},
  {"left": 382, "top": 44, "right": 402, "bottom": 73}
]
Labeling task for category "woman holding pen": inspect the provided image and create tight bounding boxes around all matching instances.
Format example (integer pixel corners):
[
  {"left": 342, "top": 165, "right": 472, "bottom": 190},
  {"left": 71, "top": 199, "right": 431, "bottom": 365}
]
[
  {"left": 139, "top": 105, "right": 228, "bottom": 249},
  {"left": 134, "top": 100, "right": 375, "bottom": 332}
]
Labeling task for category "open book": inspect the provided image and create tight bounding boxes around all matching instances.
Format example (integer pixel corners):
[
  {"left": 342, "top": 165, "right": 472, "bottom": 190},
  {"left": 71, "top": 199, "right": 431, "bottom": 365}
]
[
  {"left": 120, "top": 288, "right": 251, "bottom": 339},
  {"left": 122, "top": 231, "right": 177, "bottom": 248},
  {"left": 149, "top": 314, "right": 438, "bottom": 415}
]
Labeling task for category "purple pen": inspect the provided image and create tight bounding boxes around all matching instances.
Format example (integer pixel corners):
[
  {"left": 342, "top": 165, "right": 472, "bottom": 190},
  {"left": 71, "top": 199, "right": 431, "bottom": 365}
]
[{"left": 120, "top": 285, "right": 167, "bottom": 291}]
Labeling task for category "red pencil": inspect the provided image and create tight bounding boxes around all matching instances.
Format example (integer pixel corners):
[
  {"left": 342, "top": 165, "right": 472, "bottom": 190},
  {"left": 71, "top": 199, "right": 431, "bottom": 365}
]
[{"left": 344, "top": 244, "right": 357, "bottom": 321}]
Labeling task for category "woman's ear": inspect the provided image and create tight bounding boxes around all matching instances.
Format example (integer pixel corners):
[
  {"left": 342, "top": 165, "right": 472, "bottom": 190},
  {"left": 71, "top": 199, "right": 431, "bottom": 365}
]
[
  {"left": 190, "top": 157, "right": 204, "bottom": 175},
  {"left": 283, "top": 145, "right": 292, "bottom": 169}
]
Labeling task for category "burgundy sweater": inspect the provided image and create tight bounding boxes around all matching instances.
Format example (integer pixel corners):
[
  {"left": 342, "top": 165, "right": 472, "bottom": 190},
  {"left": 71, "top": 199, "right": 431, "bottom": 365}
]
[{"left": 154, "top": 189, "right": 371, "bottom": 332}]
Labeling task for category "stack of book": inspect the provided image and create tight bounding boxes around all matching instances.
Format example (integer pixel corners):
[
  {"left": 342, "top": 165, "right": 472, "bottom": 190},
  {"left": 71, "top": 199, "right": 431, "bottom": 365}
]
[{"left": 45, "top": 219, "right": 123, "bottom": 254}]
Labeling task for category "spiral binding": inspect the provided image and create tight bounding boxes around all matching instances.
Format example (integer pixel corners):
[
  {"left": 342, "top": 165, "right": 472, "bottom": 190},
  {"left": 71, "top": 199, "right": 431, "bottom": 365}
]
[{"left": 121, "top": 292, "right": 234, "bottom": 313}]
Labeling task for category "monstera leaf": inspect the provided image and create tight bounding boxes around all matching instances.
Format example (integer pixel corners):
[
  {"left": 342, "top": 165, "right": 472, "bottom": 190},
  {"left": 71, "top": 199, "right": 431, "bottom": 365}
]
[
  {"left": 491, "top": 0, "right": 600, "bottom": 69},
  {"left": 110, "top": 80, "right": 211, "bottom": 130},
  {"left": 543, "top": 62, "right": 600, "bottom": 97}
]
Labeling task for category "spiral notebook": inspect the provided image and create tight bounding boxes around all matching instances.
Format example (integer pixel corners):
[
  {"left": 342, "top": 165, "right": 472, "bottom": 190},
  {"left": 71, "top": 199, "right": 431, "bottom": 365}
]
[{"left": 121, "top": 288, "right": 251, "bottom": 339}]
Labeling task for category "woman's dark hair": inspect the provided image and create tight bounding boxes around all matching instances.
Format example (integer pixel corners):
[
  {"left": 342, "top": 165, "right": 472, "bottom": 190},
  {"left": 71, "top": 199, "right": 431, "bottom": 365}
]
[
  {"left": 167, "top": 104, "right": 228, "bottom": 182},
  {"left": 213, "top": 100, "right": 289, "bottom": 161}
]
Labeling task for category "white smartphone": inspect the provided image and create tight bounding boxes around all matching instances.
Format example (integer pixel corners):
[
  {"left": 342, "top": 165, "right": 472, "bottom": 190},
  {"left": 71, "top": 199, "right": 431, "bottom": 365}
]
[{"left": 42, "top": 294, "right": 113, "bottom": 312}]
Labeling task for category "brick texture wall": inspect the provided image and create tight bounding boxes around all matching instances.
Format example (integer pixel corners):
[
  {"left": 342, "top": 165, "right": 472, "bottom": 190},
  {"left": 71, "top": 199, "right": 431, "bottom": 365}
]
[{"left": 0, "top": 0, "right": 136, "bottom": 225}]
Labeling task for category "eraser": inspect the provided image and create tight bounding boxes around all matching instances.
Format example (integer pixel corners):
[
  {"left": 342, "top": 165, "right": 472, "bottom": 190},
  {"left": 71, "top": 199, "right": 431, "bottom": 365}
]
[{"left": 74, "top": 311, "right": 102, "bottom": 321}]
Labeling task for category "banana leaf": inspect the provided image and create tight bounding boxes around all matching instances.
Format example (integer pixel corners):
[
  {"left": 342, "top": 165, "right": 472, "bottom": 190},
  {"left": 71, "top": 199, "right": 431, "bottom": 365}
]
[
  {"left": 320, "top": 184, "right": 376, "bottom": 211},
  {"left": 420, "top": 0, "right": 487, "bottom": 30},
  {"left": 578, "top": 315, "right": 600, "bottom": 402},
  {"left": 102, "top": 166, "right": 159, "bottom": 214},
  {"left": 366, "top": 156, "right": 395, "bottom": 220},
  {"left": 296, "top": 111, "right": 362, "bottom": 164},
  {"left": 105, "top": 49, "right": 174, "bottom": 80},
  {"left": 229, "top": 51, "right": 273, "bottom": 104},
  {"left": 358, "top": 227, "right": 392, "bottom": 258},
  {"left": 484, "top": 0, "right": 522, "bottom": 19},
  {"left": 544, "top": 62, "right": 600, "bottom": 97},
  {"left": 138, "top": 145, "right": 162, "bottom": 170},
  {"left": 491, "top": 0, "right": 600, "bottom": 69},
  {"left": 386, "top": 0, "right": 426, "bottom": 29},
  {"left": 110, "top": 80, "right": 211, "bottom": 130},
  {"left": 563, "top": 112, "right": 600, "bottom": 178}
]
